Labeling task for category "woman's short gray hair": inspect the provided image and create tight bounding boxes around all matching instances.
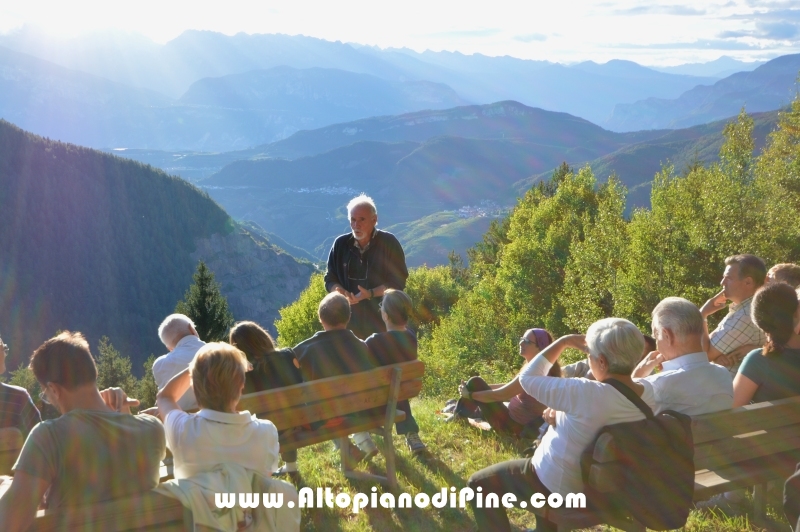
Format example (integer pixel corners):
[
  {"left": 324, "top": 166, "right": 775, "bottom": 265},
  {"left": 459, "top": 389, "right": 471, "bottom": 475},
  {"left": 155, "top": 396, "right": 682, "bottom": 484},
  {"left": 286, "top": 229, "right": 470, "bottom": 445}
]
[
  {"left": 347, "top": 194, "right": 377, "bottom": 216},
  {"left": 585, "top": 318, "right": 645, "bottom": 374}
]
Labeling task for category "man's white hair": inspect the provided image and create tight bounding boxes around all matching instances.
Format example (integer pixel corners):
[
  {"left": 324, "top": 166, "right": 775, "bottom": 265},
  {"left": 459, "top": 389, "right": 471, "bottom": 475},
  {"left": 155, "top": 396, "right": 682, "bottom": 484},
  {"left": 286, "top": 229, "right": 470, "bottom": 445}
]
[
  {"left": 347, "top": 194, "right": 377, "bottom": 216},
  {"left": 585, "top": 318, "right": 644, "bottom": 375},
  {"left": 652, "top": 297, "right": 704, "bottom": 339},
  {"left": 158, "top": 314, "right": 195, "bottom": 349}
]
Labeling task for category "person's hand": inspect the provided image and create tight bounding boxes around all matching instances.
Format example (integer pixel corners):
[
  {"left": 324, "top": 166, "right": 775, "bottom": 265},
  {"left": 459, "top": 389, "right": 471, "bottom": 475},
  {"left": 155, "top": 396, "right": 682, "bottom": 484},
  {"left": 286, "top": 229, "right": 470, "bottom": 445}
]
[
  {"left": 700, "top": 290, "right": 728, "bottom": 318},
  {"left": 560, "top": 334, "right": 588, "bottom": 353},
  {"left": 632, "top": 350, "right": 664, "bottom": 378},
  {"left": 458, "top": 381, "right": 471, "bottom": 399},
  {"left": 349, "top": 285, "right": 374, "bottom": 305},
  {"left": 543, "top": 407, "right": 557, "bottom": 427},
  {"left": 332, "top": 285, "right": 357, "bottom": 303},
  {"left": 139, "top": 406, "right": 160, "bottom": 417},
  {"left": 100, "top": 387, "right": 140, "bottom": 414}
]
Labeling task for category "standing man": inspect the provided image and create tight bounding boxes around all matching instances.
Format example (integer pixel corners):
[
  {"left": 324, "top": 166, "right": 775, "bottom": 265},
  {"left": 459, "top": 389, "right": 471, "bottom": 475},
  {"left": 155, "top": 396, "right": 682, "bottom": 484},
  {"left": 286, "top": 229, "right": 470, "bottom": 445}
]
[
  {"left": 700, "top": 254, "right": 767, "bottom": 375},
  {"left": 325, "top": 194, "right": 408, "bottom": 340}
]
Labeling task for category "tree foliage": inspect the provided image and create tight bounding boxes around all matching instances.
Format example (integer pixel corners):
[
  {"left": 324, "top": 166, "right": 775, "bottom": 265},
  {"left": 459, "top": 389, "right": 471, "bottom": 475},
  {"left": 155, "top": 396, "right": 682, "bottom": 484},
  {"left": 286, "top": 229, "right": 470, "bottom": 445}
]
[
  {"left": 275, "top": 273, "right": 327, "bottom": 348},
  {"left": 175, "top": 261, "right": 234, "bottom": 343}
]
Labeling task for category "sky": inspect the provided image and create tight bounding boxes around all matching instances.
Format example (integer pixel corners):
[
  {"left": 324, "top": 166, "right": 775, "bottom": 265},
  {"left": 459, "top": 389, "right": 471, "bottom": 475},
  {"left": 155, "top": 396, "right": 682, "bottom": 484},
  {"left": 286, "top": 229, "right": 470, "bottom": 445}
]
[{"left": 1, "top": 0, "right": 799, "bottom": 65}]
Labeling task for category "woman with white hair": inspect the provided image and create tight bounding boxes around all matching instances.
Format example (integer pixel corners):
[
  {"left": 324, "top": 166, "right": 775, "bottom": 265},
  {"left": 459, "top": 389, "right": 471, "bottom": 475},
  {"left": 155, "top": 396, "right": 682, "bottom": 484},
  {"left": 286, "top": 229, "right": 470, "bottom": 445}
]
[{"left": 467, "top": 318, "right": 657, "bottom": 532}]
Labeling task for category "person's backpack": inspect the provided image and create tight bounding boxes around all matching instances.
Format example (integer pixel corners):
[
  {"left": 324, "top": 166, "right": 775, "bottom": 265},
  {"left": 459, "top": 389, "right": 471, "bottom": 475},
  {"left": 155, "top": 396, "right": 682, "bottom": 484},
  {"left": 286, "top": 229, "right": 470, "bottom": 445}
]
[{"left": 580, "top": 379, "right": 694, "bottom": 530}]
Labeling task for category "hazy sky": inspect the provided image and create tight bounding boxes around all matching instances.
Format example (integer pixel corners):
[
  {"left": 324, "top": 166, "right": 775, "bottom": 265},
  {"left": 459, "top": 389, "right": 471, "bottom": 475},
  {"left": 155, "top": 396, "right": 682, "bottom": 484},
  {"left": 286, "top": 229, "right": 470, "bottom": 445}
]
[{"left": 1, "top": 0, "right": 798, "bottom": 65}]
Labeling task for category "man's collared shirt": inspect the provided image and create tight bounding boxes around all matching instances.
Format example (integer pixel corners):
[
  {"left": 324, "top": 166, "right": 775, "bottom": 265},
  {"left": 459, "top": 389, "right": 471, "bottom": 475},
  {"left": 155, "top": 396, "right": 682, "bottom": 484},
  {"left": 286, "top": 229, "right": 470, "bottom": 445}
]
[
  {"left": 710, "top": 296, "right": 766, "bottom": 375},
  {"left": 643, "top": 351, "right": 733, "bottom": 415},
  {"left": 152, "top": 335, "right": 206, "bottom": 410}
]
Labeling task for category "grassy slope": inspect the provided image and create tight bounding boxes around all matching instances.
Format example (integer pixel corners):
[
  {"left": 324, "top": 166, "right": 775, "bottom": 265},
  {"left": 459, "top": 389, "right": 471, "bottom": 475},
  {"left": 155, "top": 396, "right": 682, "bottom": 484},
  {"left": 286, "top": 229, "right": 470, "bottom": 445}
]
[{"left": 295, "top": 397, "right": 790, "bottom": 531}]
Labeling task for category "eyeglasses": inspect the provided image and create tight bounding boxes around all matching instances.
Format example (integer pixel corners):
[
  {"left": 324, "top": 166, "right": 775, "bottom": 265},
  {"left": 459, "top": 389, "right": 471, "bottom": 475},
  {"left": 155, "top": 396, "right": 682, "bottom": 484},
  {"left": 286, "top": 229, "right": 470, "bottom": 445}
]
[
  {"left": 1, "top": 343, "right": 7, "bottom": 356},
  {"left": 39, "top": 384, "right": 51, "bottom": 405},
  {"left": 519, "top": 337, "right": 536, "bottom": 347},
  {"left": 346, "top": 252, "right": 369, "bottom": 282}
]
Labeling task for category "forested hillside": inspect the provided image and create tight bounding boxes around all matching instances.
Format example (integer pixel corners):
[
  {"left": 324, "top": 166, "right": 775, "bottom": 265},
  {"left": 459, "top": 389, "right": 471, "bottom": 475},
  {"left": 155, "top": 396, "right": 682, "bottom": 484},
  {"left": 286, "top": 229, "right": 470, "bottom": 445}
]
[{"left": 0, "top": 120, "right": 312, "bottom": 370}]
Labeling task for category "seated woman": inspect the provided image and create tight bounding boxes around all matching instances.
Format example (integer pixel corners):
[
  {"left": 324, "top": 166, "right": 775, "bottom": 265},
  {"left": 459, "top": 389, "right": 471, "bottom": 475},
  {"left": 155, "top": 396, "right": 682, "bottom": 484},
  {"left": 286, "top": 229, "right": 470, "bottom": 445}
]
[
  {"left": 733, "top": 282, "right": 800, "bottom": 406},
  {"left": 453, "top": 328, "right": 559, "bottom": 437},
  {"left": 467, "top": 318, "right": 657, "bottom": 532},
  {"left": 229, "top": 321, "right": 304, "bottom": 482},
  {"left": 0, "top": 332, "right": 41, "bottom": 439},
  {"left": 364, "top": 289, "right": 426, "bottom": 455}
]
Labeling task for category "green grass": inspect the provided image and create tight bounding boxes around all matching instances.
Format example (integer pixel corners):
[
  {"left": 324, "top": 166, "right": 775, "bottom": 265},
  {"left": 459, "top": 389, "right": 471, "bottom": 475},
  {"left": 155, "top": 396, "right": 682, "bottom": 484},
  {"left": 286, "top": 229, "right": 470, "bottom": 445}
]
[{"left": 292, "top": 397, "right": 791, "bottom": 531}]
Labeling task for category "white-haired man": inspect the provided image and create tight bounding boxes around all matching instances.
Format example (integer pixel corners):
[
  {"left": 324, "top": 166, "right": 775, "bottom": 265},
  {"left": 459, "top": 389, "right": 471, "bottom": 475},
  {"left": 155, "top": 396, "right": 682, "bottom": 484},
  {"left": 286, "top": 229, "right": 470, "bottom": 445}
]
[
  {"left": 633, "top": 297, "right": 733, "bottom": 415},
  {"left": 152, "top": 314, "right": 204, "bottom": 410},
  {"left": 324, "top": 194, "right": 408, "bottom": 340}
]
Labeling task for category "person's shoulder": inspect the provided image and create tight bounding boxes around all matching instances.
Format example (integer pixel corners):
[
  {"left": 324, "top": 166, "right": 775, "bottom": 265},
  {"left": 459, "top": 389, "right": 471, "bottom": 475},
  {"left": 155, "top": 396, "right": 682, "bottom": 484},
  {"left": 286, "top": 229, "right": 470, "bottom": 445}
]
[
  {"left": 375, "top": 230, "right": 401, "bottom": 244},
  {"left": 332, "top": 233, "right": 355, "bottom": 246},
  {"left": 294, "top": 331, "right": 324, "bottom": 350},
  {"left": 0, "top": 382, "right": 34, "bottom": 400}
]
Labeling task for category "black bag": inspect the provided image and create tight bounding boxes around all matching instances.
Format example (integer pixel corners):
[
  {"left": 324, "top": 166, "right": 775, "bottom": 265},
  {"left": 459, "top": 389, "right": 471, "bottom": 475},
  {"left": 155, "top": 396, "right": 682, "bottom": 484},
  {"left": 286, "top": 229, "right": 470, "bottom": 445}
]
[{"left": 580, "top": 379, "right": 694, "bottom": 530}]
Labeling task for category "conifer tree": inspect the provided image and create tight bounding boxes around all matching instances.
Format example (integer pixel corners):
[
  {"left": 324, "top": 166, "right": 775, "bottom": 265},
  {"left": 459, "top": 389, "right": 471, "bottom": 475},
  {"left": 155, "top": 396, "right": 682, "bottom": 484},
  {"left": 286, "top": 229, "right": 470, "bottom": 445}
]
[{"left": 175, "top": 261, "right": 234, "bottom": 342}]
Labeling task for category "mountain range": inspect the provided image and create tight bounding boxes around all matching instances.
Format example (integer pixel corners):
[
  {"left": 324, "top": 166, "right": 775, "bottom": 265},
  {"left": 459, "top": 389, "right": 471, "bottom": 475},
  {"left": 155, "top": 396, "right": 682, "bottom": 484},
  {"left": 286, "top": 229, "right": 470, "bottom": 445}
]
[{"left": 608, "top": 54, "right": 800, "bottom": 131}]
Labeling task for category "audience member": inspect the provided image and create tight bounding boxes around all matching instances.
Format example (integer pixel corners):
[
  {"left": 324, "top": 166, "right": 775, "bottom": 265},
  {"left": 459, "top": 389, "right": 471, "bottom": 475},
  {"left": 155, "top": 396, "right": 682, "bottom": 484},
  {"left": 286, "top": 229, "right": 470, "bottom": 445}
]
[
  {"left": 468, "top": 318, "right": 656, "bottom": 532},
  {"left": 229, "top": 320, "right": 304, "bottom": 481},
  {"left": 766, "top": 263, "right": 800, "bottom": 288},
  {"left": 698, "top": 283, "right": 800, "bottom": 515},
  {"left": 0, "top": 332, "right": 40, "bottom": 438},
  {"left": 0, "top": 332, "right": 164, "bottom": 532},
  {"left": 700, "top": 254, "right": 767, "bottom": 374},
  {"left": 633, "top": 297, "right": 733, "bottom": 414},
  {"left": 156, "top": 342, "right": 298, "bottom": 531},
  {"left": 152, "top": 314, "right": 205, "bottom": 410},
  {"left": 563, "top": 334, "right": 656, "bottom": 380},
  {"left": 294, "top": 292, "right": 380, "bottom": 461},
  {"left": 364, "top": 289, "right": 426, "bottom": 454},
  {"left": 453, "top": 328, "right": 559, "bottom": 438}
]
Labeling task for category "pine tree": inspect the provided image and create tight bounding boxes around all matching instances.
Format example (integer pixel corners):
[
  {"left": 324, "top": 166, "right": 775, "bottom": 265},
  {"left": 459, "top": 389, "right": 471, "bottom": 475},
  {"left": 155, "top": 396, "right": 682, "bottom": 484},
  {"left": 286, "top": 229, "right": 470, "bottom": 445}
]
[
  {"left": 175, "top": 261, "right": 234, "bottom": 342},
  {"left": 95, "top": 336, "right": 138, "bottom": 393}
]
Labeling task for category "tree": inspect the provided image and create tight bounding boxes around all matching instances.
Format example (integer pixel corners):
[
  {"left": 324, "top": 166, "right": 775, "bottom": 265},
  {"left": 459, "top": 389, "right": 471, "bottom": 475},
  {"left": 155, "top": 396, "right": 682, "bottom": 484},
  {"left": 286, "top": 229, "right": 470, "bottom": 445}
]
[
  {"left": 175, "top": 261, "right": 234, "bottom": 342},
  {"left": 95, "top": 336, "right": 138, "bottom": 393},
  {"left": 275, "top": 273, "right": 327, "bottom": 348},
  {"left": 134, "top": 355, "right": 158, "bottom": 410}
]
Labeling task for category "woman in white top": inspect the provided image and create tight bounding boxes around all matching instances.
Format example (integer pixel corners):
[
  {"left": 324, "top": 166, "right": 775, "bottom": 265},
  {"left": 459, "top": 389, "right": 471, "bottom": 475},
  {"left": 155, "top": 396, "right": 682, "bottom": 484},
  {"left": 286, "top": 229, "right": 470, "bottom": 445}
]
[
  {"left": 156, "top": 342, "right": 280, "bottom": 480},
  {"left": 467, "top": 318, "right": 657, "bottom": 532}
]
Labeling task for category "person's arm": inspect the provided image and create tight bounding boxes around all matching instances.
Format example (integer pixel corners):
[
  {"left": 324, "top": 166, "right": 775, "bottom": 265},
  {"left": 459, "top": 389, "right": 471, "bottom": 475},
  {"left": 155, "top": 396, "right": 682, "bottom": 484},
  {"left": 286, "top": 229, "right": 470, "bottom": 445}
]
[
  {"left": 632, "top": 351, "right": 664, "bottom": 378},
  {"left": 716, "top": 344, "right": 760, "bottom": 368},
  {"left": 461, "top": 377, "right": 524, "bottom": 403},
  {"left": 157, "top": 368, "right": 192, "bottom": 419},
  {"left": 732, "top": 373, "right": 759, "bottom": 408},
  {"left": 518, "top": 335, "right": 592, "bottom": 413},
  {"left": 0, "top": 471, "right": 49, "bottom": 532},
  {"left": 20, "top": 394, "right": 41, "bottom": 438},
  {"left": 700, "top": 290, "right": 728, "bottom": 361}
]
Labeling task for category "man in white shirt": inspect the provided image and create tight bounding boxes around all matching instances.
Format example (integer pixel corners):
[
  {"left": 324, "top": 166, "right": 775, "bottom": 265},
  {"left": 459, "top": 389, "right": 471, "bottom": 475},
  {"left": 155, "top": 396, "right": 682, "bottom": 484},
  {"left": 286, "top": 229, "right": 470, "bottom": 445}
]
[
  {"left": 633, "top": 297, "right": 733, "bottom": 415},
  {"left": 152, "top": 314, "right": 205, "bottom": 410}
]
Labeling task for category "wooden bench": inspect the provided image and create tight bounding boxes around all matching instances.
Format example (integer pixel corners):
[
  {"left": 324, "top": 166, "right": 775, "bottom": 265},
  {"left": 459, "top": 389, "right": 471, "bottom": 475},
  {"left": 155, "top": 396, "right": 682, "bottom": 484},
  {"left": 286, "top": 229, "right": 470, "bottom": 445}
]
[
  {"left": 532, "top": 395, "right": 800, "bottom": 531},
  {"left": 0, "top": 427, "right": 24, "bottom": 475},
  {"left": 237, "top": 360, "right": 425, "bottom": 490}
]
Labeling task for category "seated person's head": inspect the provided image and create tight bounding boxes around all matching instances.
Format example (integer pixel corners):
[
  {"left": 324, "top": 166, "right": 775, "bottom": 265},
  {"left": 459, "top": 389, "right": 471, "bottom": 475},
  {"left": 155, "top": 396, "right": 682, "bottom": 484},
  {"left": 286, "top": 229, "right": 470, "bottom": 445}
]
[
  {"left": 190, "top": 342, "right": 249, "bottom": 412},
  {"left": 723, "top": 254, "right": 767, "bottom": 301},
  {"left": 29, "top": 331, "right": 97, "bottom": 412},
  {"left": 766, "top": 263, "right": 800, "bottom": 288},
  {"left": 158, "top": 314, "right": 197, "bottom": 351},
  {"left": 585, "top": 318, "right": 645, "bottom": 379},
  {"left": 751, "top": 282, "right": 800, "bottom": 356},
  {"left": 229, "top": 321, "right": 276, "bottom": 366},
  {"left": 318, "top": 292, "right": 350, "bottom": 330},
  {"left": 651, "top": 297, "right": 704, "bottom": 356},
  {"left": 381, "top": 289, "right": 413, "bottom": 326},
  {"left": 642, "top": 334, "right": 656, "bottom": 358},
  {"left": 0, "top": 331, "right": 7, "bottom": 374}
]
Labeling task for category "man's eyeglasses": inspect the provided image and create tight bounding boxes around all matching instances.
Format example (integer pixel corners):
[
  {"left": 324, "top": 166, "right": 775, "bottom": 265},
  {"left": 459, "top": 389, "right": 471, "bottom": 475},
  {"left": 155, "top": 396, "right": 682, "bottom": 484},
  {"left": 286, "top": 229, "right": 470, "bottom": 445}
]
[{"left": 39, "top": 383, "right": 51, "bottom": 405}]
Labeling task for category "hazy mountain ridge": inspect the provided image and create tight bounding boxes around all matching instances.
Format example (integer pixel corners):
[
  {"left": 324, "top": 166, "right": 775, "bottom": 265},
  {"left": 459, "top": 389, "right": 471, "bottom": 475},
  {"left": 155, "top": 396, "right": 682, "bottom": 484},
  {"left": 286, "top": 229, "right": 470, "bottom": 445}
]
[{"left": 607, "top": 54, "right": 800, "bottom": 131}]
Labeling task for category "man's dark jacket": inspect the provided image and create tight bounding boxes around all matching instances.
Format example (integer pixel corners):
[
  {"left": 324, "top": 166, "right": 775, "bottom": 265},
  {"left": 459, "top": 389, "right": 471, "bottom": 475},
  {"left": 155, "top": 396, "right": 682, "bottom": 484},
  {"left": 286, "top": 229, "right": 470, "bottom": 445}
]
[{"left": 324, "top": 229, "right": 408, "bottom": 339}]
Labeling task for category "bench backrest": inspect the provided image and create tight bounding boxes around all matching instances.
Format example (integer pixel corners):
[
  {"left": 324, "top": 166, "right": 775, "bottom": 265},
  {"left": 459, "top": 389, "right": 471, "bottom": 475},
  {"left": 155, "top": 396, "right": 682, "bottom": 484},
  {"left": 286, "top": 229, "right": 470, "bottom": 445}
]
[
  {"left": 29, "top": 490, "right": 188, "bottom": 532},
  {"left": 236, "top": 360, "right": 424, "bottom": 430},
  {"left": 0, "top": 427, "right": 24, "bottom": 475},
  {"left": 586, "top": 396, "right": 800, "bottom": 492}
]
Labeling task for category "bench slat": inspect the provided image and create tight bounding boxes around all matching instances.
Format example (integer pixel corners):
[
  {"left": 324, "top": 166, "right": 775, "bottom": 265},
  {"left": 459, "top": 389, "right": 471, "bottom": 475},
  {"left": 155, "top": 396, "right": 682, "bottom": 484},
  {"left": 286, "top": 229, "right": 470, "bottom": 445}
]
[
  {"left": 260, "top": 379, "right": 421, "bottom": 429},
  {"left": 279, "top": 409, "right": 407, "bottom": 452},
  {"left": 30, "top": 490, "right": 186, "bottom": 532},
  {"left": 693, "top": 449, "right": 800, "bottom": 501},
  {"left": 694, "top": 423, "right": 800, "bottom": 470},
  {"left": 691, "top": 396, "right": 800, "bottom": 444},
  {"left": 237, "top": 361, "right": 424, "bottom": 415}
]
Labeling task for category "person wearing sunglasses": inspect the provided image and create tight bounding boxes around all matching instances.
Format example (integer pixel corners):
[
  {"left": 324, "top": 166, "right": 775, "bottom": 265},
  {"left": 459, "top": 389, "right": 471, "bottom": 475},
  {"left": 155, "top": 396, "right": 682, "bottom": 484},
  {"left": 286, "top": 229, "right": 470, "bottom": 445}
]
[
  {"left": 324, "top": 194, "right": 408, "bottom": 340},
  {"left": 453, "top": 328, "right": 560, "bottom": 437},
  {"left": 0, "top": 333, "right": 41, "bottom": 439}
]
